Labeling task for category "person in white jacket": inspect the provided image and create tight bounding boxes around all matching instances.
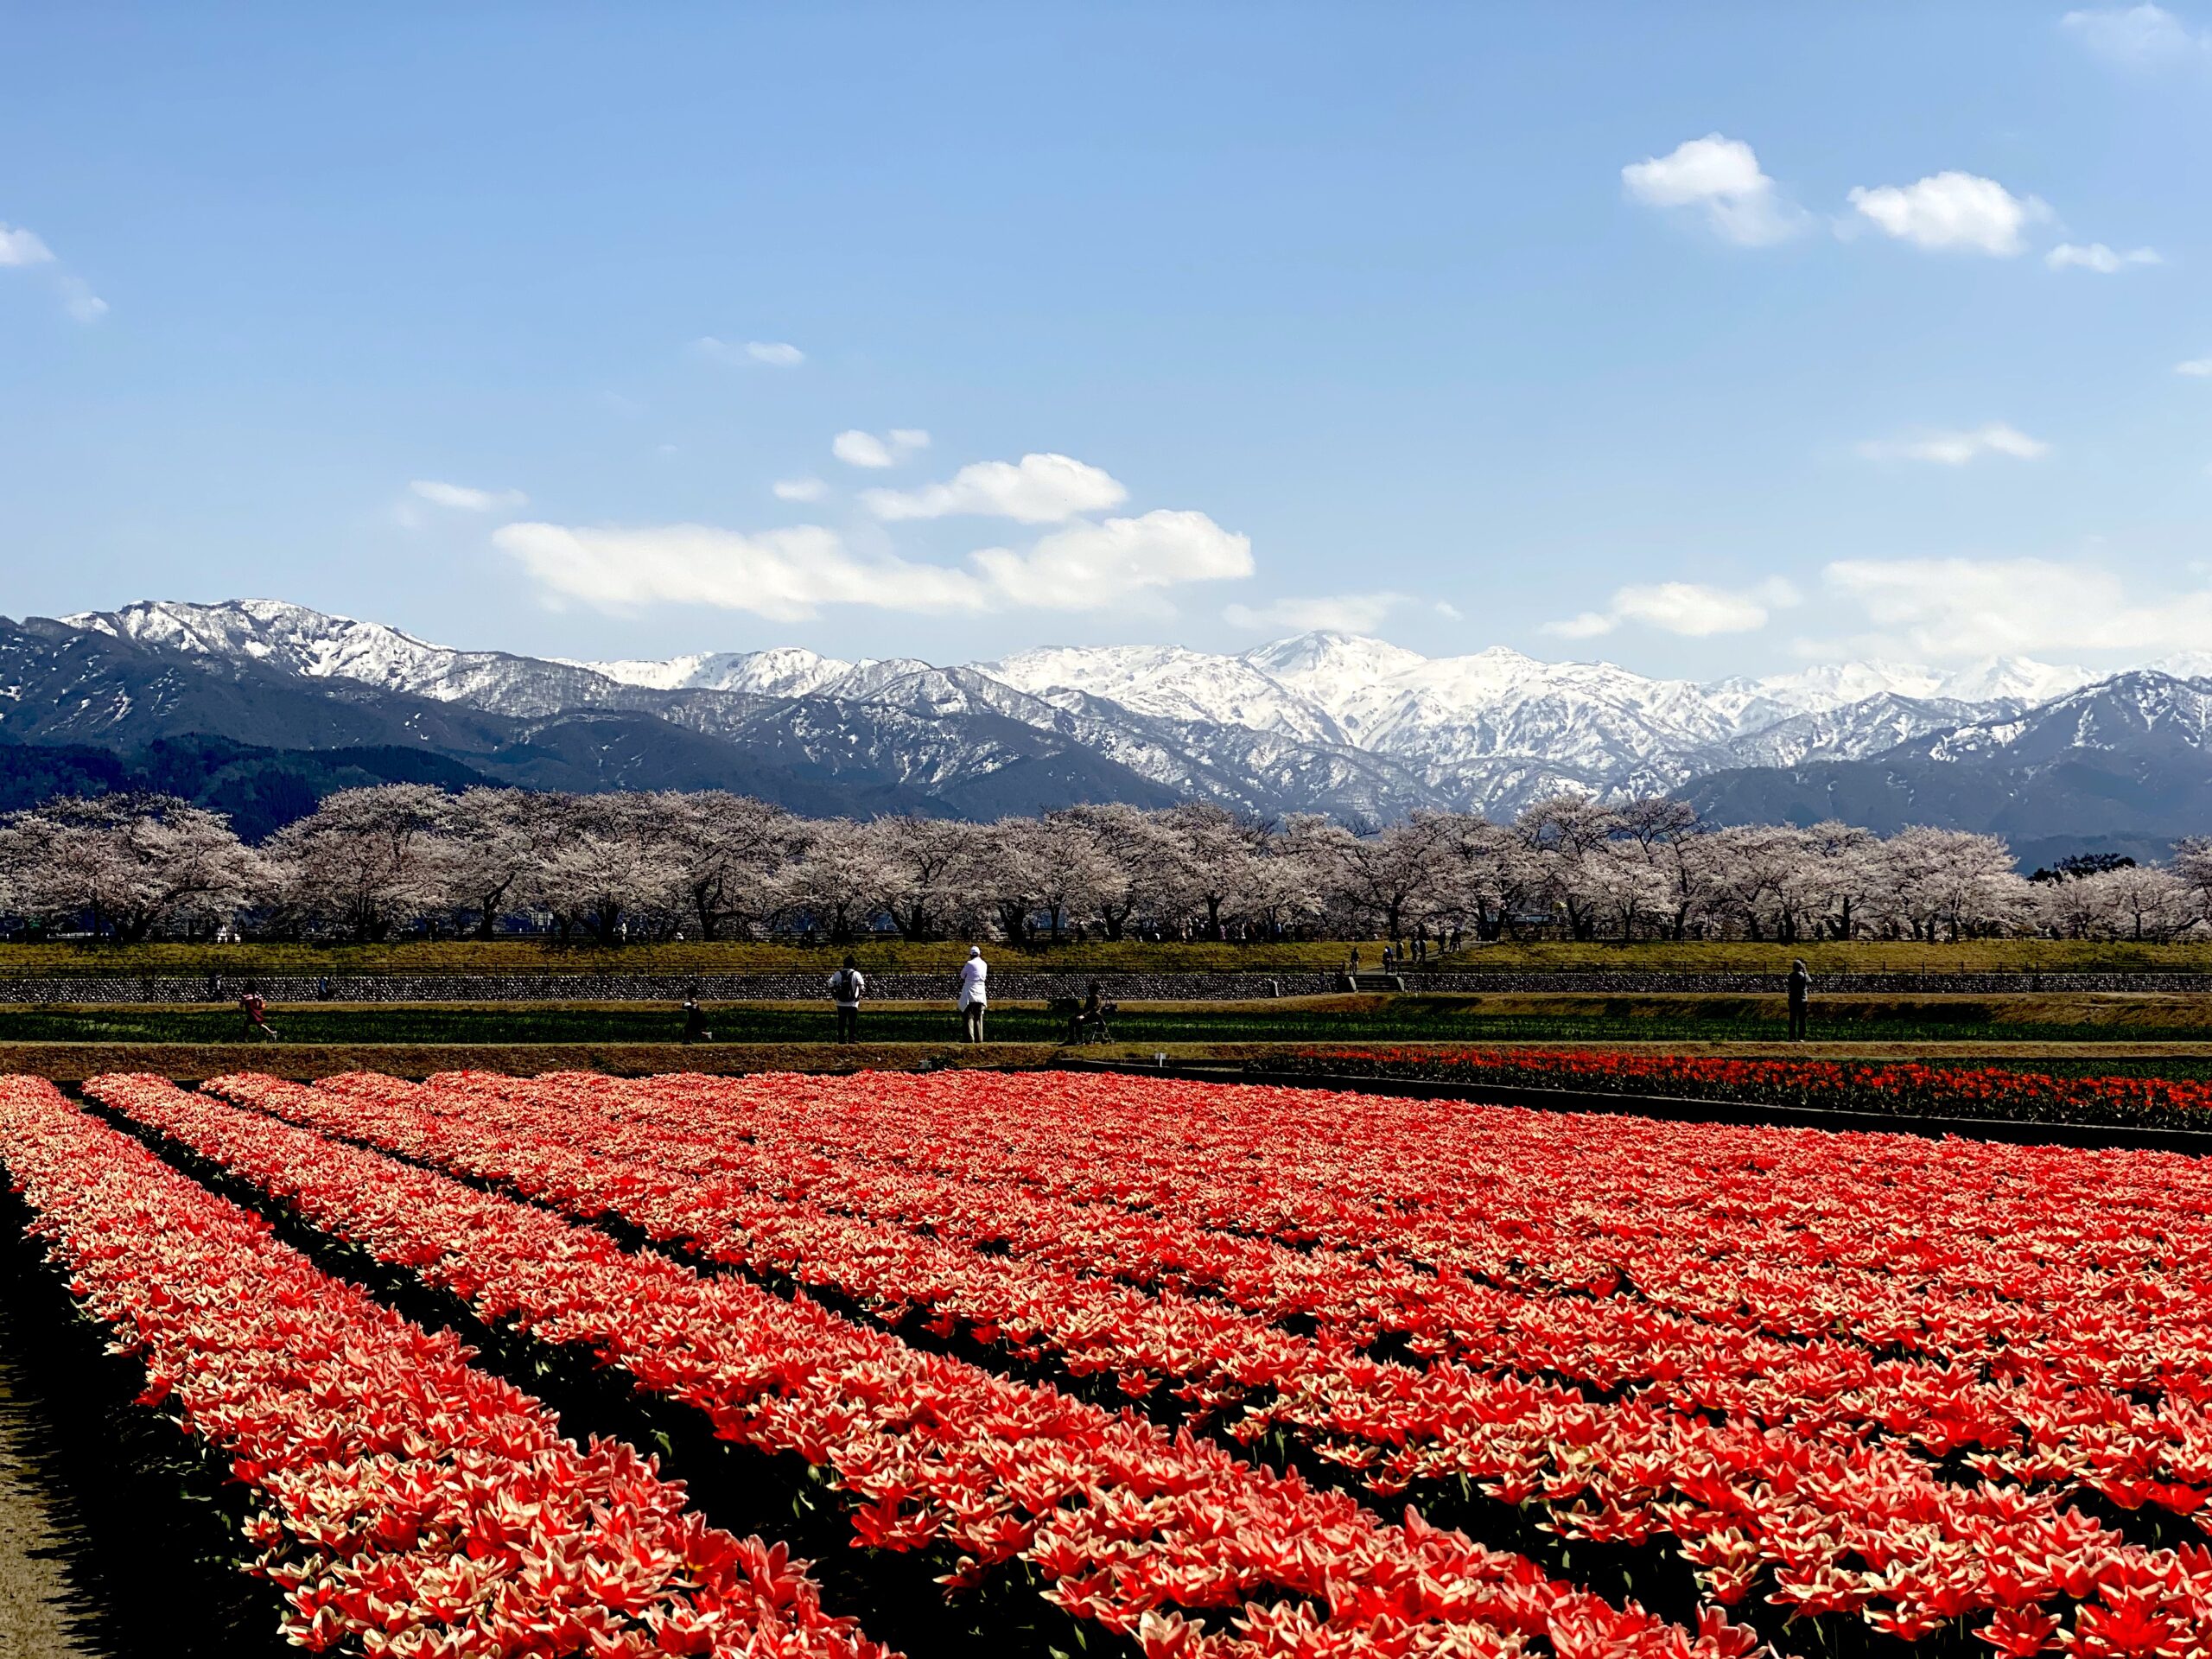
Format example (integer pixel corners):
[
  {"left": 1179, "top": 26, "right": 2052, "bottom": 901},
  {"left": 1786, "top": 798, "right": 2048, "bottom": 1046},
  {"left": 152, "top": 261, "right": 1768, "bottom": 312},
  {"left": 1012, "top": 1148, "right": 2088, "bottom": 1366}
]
[{"left": 957, "top": 945, "right": 988, "bottom": 1043}]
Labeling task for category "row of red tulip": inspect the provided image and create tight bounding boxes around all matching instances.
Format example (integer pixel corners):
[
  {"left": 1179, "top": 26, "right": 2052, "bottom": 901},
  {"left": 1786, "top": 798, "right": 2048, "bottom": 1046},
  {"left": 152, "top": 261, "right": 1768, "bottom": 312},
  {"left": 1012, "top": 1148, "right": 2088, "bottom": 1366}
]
[
  {"left": 0, "top": 1077, "right": 888, "bottom": 1659},
  {"left": 197, "top": 1068, "right": 2212, "bottom": 1654},
  {"left": 369, "top": 1066, "right": 2212, "bottom": 1428},
  {"left": 214, "top": 1067, "right": 2212, "bottom": 1538},
  {"left": 588, "top": 1069, "right": 2212, "bottom": 1395},
  {"left": 83, "top": 1071, "right": 1743, "bottom": 1659},
  {"left": 1289, "top": 1047, "right": 2212, "bottom": 1133}
]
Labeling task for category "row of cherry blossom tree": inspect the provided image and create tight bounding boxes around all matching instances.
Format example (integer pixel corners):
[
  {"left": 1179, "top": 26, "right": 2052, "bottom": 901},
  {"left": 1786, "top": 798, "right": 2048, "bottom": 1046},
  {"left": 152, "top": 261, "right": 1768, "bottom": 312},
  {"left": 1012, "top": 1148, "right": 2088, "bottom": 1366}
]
[{"left": 0, "top": 785, "right": 2202, "bottom": 945}]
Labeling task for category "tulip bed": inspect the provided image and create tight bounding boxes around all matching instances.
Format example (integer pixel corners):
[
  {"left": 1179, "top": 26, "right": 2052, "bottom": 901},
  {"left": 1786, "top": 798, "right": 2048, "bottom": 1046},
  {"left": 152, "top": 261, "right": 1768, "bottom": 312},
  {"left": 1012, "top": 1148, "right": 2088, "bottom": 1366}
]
[
  {"left": 0, "top": 1075, "right": 887, "bottom": 1659},
  {"left": 23, "top": 1063, "right": 2212, "bottom": 1659},
  {"left": 1277, "top": 1047, "right": 2212, "bottom": 1132},
  {"left": 79, "top": 1069, "right": 1727, "bottom": 1659}
]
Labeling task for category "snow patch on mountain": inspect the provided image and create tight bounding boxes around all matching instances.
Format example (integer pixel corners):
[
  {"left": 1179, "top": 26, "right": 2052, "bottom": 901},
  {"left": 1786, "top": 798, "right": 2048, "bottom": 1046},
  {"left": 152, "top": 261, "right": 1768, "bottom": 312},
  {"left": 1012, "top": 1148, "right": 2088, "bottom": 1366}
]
[
  {"left": 577, "top": 646, "right": 854, "bottom": 697},
  {"left": 988, "top": 644, "right": 1346, "bottom": 743}
]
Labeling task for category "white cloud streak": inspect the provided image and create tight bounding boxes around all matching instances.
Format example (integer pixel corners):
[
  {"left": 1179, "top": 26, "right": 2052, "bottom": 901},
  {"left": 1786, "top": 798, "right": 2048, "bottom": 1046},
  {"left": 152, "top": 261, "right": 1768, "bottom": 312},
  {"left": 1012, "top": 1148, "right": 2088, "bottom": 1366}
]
[
  {"left": 692, "top": 336, "right": 805, "bottom": 366},
  {"left": 410, "top": 479, "right": 529, "bottom": 512},
  {"left": 1846, "top": 172, "right": 2047, "bottom": 255},
  {"left": 772, "top": 476, "right": 829, "bottom": 502},
  {"left": 1544, "top": 579, "right": 1797, "bottom": 640},
  {"left": 1621, "top": 135, "right": 1804, "bottom": 245},
  {"left": 0, "top": 218, "right": 105, "bottom": 321},
  {"left": 862, "top": 453, "right": 1128, "bottom": 524},
  {"left": 2063, "top": 3, "right": 2212, "bottom": 66},
  {"left": 1224, "top": 592, "right": 1410, "bottom": 633},
  {"left": 496, "top": 508, "right": 1249, "bottom": 620},
  {"left": 832, "top": 428, "right": 931, "bottom": 467},
  {"left": 970, "top": 511, "right": 1253, "bottom": 611},
  {"left": 1855, "top": 423, "right": 2051, "bottom": 465},
  {"left": 2045, "top": 241, "right": 2162, "bottom": 271},
  {"left": 2176, "top": 357, "right": 2212, "bottom": 376},
  {"left": 1821, "top": 556, "right": 2212, "bottom": 658}
]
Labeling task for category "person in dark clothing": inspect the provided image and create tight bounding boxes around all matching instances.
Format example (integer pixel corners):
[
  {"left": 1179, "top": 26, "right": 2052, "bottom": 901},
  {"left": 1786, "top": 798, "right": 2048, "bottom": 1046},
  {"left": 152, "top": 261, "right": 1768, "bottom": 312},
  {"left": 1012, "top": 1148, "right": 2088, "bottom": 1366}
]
[
  {"left": 1786, "top": 959, "right": 1812, "bottom": 1042},
  {"left": 1066, "top": 980, "right": 1110, "bottom": 1044},
  {"left": 829, "top": 955, "right": 865, "bottom": 1044},
  {"left": 681, "top": 998, "right": 711, "bottom": 1044}
]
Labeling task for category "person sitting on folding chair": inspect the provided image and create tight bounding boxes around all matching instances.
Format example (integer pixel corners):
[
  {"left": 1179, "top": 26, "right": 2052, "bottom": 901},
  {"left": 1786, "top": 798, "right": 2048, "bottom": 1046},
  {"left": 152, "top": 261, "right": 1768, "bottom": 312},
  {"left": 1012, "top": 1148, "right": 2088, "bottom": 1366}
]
[{"left": 1065, "top": 980, "right": 1114, "bottom": 1044}]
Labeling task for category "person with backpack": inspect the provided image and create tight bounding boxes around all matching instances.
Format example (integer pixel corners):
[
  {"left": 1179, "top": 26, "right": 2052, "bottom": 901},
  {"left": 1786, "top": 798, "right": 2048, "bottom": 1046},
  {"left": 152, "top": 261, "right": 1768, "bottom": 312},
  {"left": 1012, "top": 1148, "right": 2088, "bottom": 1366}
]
[
  {"left": 956, "top": 945, "right": 988, "bottom": 1043},
  {"left": 829, "top": 955, "right": 866, "bottom": 1044}
]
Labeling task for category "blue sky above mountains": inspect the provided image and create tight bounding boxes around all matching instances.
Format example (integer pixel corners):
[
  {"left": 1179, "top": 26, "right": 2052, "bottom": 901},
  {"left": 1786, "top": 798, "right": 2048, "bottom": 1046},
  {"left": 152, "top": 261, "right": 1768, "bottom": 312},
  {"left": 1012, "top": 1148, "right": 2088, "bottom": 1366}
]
[{"left": 3, "top": 3, "right": 2209, "bottom": 678}]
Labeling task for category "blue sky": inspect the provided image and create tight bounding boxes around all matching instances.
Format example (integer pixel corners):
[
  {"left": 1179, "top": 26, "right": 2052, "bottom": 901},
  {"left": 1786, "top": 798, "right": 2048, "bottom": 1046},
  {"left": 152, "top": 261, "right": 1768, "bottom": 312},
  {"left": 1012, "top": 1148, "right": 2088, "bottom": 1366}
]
[{"left": 3, "top": 3, "right": 2210, "bottom": 677}]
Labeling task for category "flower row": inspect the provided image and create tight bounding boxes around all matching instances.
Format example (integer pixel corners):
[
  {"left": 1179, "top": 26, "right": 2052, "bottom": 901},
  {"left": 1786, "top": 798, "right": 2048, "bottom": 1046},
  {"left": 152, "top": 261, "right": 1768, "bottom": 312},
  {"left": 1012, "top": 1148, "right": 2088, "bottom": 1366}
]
[{"left": 0, "top": 1076, "right": 887, "bottom": 1659}]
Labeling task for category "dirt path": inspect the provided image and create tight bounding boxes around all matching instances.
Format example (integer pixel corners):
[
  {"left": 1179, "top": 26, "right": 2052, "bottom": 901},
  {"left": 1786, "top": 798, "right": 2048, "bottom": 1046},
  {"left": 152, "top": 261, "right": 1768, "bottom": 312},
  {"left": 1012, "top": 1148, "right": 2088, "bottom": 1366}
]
[{"left": 0, "top": 1332, "right": 96, "bottom": 1659}]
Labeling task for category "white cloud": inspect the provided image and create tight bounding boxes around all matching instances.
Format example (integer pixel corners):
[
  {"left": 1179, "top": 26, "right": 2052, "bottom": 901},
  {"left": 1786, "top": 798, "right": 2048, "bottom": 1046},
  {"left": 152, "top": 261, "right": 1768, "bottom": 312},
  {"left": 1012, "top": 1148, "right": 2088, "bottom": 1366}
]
[
  {"left": 971, "top": 511, "right": 1253, "bottom": 612},
  {"left": 1224, "top": 592, "right": 1410, "bottom": 633},
  {"left": 410, "top": 479, "right": 529, "bottom": 512},
  {"left": 832, "top": 428, "right": 931, "bottom": 467},
  {"left": 58, "top": 276, "right": 106, "bottom": 321},
  {"left": 1821, "top": 556, "right": 2212, "bottom": 658},
  {"left": 1846, "top": 172, "right": 2047, "bottom": 255},
  {"left": 2045, "top": 241, "right": 2162, "bottom": 272},
  {"left": 772, "top": 476, "right": 829, "bottom": 502},
  {"left": 497, "top": 507, "right": 1249, "bottom": 620},
  {"left": 0, "top": 219, "right": 104, "bottom": 321},
  {"left": 1621, "top": 135, "right": 1804, "bottom": 245},
  {"left": 1855, "top": 423, "right": 2051, "bottom": 465},
  {"left": 0, "top": 223, "right": 54, "bottom": 266},
  {"left": 862, "top": 453, "right": 1128, "bottom": 524},
  {"left": 497, "top": 523, "right": 982, "bottom": 621},
  {"left": 2063, "top": 3, "right": 2212, "bottom": 65},
  {"left": 2177, "top": 357, "right": 2212, "bottom": 376},
  {"left": 1543, "top": 579, "right": 1796, "bottom": 640},
  {"left": 692, "top": 336, "right": 805, "bottom": 366}
]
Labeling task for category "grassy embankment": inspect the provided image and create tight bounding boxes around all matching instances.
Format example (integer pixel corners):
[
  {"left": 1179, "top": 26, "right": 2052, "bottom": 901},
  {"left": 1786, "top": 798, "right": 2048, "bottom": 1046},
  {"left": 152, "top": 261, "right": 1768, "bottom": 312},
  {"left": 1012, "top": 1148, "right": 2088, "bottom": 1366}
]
[
  {"left": 9, "top": 992, "right": 2212, "bottom": 1081},
  {"left": 10, "top": 938, "right": 2212, "bottom": 977}
]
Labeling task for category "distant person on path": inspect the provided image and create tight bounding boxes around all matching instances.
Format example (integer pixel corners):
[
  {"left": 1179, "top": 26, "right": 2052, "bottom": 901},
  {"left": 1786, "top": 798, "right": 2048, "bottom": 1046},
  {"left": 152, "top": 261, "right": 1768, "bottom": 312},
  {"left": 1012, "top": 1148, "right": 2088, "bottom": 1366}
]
[
  {"left": 957, "top": 946, "right": 988, "bottom": 1043},
  {"left": 1787, "top": 959, "right": 1812, "bottom": 1042},
  {"left": 238, "top": 985, "right": 276, "bottom": 1042},
  {"left": 681, "top": 997, "right": 711, "bottom": 1044},
  {"left": 830, "top": 955, "right": 866, "bottom": 1044}
]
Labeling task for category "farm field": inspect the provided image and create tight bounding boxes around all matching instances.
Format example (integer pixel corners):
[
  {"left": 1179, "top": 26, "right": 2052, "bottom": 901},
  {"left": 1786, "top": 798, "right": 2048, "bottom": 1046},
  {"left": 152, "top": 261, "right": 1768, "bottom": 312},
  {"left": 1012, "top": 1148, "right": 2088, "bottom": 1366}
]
[
  {"left": 22, "top": 989, "right": 2212, "bottom": 1050},
  {"left": 7, "top": 1065, "right": 2212, "bottom": 1656}
]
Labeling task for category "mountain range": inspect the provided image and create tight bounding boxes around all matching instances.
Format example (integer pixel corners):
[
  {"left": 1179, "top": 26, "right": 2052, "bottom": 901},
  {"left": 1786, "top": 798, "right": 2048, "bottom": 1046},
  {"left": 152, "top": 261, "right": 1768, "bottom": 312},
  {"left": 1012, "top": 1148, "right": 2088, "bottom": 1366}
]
[{"left": 0, "top": 596, "right": 2201, "bottom": 861}]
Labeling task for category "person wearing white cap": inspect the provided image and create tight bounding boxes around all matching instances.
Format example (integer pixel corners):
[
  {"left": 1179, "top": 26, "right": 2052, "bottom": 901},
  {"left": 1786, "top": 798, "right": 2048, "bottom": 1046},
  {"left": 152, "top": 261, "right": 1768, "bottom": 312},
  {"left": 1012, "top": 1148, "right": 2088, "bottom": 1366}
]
[{"left": 957, "top": 945, "right": 988, "bottom": 1043}]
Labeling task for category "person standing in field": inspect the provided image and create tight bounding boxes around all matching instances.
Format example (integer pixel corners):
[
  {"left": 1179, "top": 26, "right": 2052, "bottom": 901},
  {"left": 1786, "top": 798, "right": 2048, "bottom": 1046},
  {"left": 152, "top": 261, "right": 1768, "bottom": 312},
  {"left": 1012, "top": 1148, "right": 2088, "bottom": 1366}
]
[
  {"left": 957, "top": 945, "right": 988, "bottom": 1043},
  {"left": 1786, "top": 958, "right": 1812, "bottom": 1042},
  {"left": 238, "top": 984, "right": 276, "bottom": 1042},
  {"left": 829, "top": 954, "right": 866, "bottom": 1044}
]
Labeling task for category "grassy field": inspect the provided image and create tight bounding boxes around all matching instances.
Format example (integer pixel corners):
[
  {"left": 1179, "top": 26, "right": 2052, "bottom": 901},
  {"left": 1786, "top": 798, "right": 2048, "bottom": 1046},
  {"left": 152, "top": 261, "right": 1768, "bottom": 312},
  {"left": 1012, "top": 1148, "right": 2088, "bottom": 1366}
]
[
  {"left": 23, "top": 990, "right": 2212, "bottom": 1048},
  {"left": 12, "top": 938, "right": 2212, "bottom": 976}
]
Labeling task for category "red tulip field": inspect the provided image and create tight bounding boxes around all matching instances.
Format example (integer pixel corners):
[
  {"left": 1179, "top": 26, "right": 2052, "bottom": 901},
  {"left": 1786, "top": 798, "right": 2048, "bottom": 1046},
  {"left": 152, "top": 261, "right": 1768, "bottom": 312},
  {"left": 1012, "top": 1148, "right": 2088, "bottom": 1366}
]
[{"left": 8, "top": 1065, "right": 2212, "bottom": 1658}]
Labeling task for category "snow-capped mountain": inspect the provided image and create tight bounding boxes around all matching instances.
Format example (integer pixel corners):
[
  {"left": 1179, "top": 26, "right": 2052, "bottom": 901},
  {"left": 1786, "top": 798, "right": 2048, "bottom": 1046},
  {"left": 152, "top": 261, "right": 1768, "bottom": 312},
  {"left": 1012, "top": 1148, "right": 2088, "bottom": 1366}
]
[
  {"left": 575, "top": 646, "right": 855, "bottom": 698},
  {"left": 40, "top": 598, "right": 2212, "bottom": 835},
  {"left": 987, "top": 644, "right": 1349, "bottom": 744}
]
